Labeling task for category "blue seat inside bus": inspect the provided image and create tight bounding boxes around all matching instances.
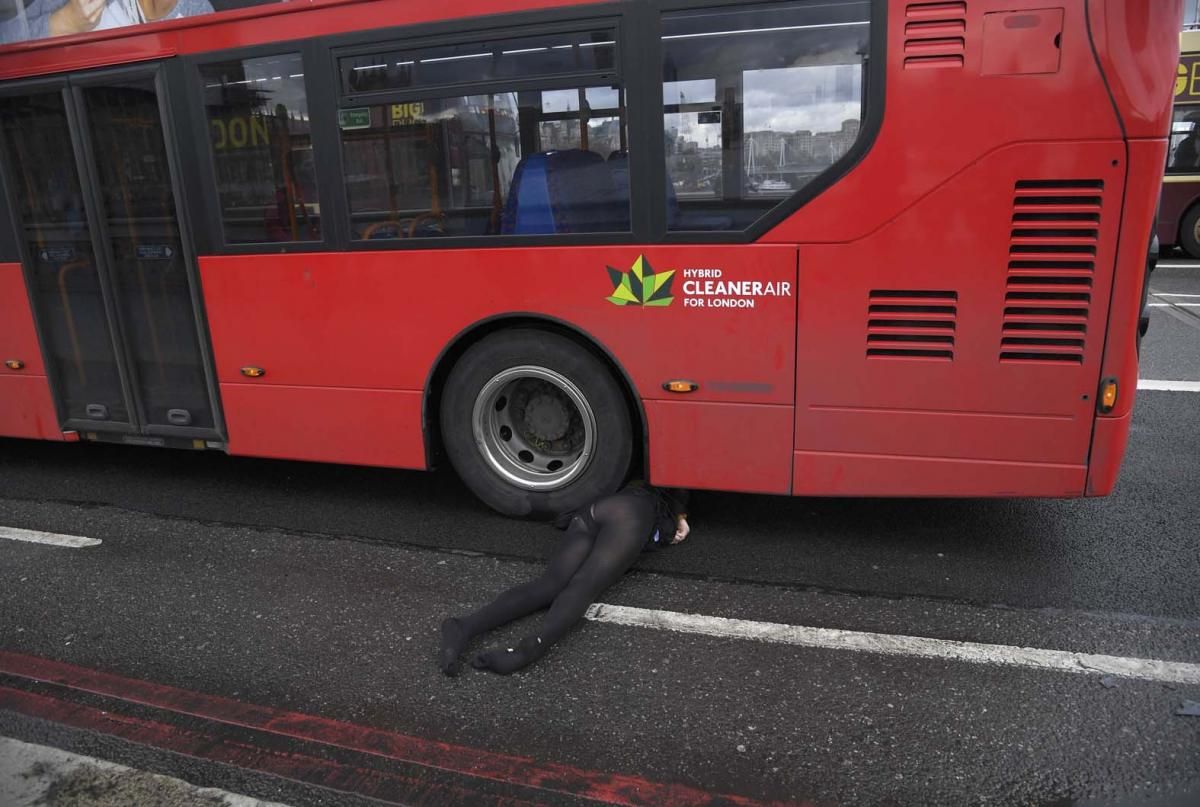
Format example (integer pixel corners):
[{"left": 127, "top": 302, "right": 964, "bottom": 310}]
[
  {"left": 501, "top": 148, "right": 737, "bottom": 235},
  {"left": 501, "top": 149, "right": 626, "bottom": 235}
]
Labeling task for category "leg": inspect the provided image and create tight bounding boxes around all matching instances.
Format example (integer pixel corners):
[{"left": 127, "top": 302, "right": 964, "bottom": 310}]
[
  {"left": 439, "top": 514, "right": 594, "bottom": 675},
  {"left": 473, "top": 492, "right": 655, "bottom": 674}
]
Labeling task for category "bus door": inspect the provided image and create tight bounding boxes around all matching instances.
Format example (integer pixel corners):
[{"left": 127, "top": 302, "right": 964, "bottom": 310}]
[{"left": 0, "top": 65, "right": 221, "bottom": 444}]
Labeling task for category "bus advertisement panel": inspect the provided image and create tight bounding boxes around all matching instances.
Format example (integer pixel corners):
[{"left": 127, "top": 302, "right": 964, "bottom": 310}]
[
  {"left": 0, "top": 0, "right": 277, "bottom": 45},
  {"left": 0, "top": 0, "right": 1184, "bottom": 516}
]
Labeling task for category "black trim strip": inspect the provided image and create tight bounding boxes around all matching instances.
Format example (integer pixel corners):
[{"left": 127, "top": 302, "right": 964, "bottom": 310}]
[{"left": 0, "top": 172, "right": 15, "bottom": 261}]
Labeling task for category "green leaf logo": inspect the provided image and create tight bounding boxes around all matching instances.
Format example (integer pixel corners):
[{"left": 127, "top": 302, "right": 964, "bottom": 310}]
[{"left": 606, "top": 255, "right": 675, "bottom": 307}]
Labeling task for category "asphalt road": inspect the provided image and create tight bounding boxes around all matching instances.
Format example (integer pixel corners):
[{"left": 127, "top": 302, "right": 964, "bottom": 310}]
[{"left": 0, "top": 262, "right": 1199, "bottom": 805}]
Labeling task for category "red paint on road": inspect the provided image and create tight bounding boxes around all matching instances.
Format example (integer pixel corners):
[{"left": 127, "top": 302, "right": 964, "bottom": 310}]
[
  {"left": 0, "top": 686, "right": 537, "bottom": 806},
  {"left": 0, "top": 651, "right": 799, "bottom": 806}
]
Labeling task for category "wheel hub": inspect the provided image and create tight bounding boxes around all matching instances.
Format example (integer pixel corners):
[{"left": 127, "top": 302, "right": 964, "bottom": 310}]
[
  {"left": 521, "top": 391, "right": 571, "bottom": 443},
  {"left": 472, "top": 366, "right": 597, "bottom": 491}
]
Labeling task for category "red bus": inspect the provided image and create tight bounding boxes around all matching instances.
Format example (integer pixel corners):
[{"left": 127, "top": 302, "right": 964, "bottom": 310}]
[
  {"left": 1160, "top": 28, "right": 1200, "bottom": 257},
  {"left": 0, "top": 0, "right": 1181, "bottom": 516}
]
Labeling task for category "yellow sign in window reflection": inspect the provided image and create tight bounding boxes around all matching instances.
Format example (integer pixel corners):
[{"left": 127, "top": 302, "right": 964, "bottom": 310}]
[{"left": 391, "top": 102, "right": 426, "bottom": 126}]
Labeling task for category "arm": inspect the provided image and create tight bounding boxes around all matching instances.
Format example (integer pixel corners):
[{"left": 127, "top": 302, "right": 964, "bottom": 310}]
[
  {"left": 48, "top": 0, "right": 106, "bottom": 37},
  {"left": 666, "top": 488, "right": 691, "bottom": 544}
]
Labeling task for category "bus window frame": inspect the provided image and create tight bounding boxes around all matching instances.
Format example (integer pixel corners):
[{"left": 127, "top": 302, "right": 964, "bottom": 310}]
[
  {"left": 0, "top": 89, "right": 16, "bottom": 262},
  {"left": 653, "top": 0, "right": 886, "bottom": 243},
  {"left": 183, "top": 39, "right": 345, "bottom": 255},
  {"left": 179, "top": 0, "right": 885, "bottom": 255},
  {"left": 329, "top": 12, "right": 635, "bottom": 249}
]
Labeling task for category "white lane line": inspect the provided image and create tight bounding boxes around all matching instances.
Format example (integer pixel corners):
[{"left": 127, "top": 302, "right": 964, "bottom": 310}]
[
  {"left": 1155, "top": 263, "right": 1200, "bottom": 268},
  {"left": 1147, "top": 302, "right": 1200, "bottom": 307},
  {"left": 0, "top": 526, "right": 100, "bottom": 548},
  {"left": 1153, "top": 292, "right": 1200, "bottom": 298},
  {"left": 585, "top": 603, "right": 1200, "bottom": 685},
  {"left": 1138, "top": 379, "right": 1200, "bottom": 392}
]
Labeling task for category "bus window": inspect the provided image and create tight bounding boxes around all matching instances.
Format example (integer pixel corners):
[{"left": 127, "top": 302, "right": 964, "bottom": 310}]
[
  {"left": 338, "top": 31, "right": 627, "bottom": 240},
  {"left": 661, "top": 0, "right": 870, "bottom": 232},
  {"left": 1168, "top": 107, "right": 1200, "bottom": 173},
  {"left": 199, "top": 53, "right": 321, "bottom": 245}
]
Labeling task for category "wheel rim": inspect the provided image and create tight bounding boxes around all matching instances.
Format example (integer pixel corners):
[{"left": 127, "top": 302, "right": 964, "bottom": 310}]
[
  {"left": 471, "top": 365, "right": 597, "bottom": 491},
  {"left": 1192, "top": 217, "right": 1200, "bottom": 247}
]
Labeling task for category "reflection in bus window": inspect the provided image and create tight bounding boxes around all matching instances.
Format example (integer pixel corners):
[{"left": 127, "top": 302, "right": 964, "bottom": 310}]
[
  {"left": 339, "top": 29, "right": 616, "bottom": 96},
  {"left": 661, "top": 0, "right": 869, "bottom": 231},
  {"left": 341, "top": 87, "right": 628, "bottom": 239},
  {"left": 1169, "top": 107, "right": 1200, "bottom": 173},
  {"left": 200, "top": 53, "right": 320, "bottom": 244}
]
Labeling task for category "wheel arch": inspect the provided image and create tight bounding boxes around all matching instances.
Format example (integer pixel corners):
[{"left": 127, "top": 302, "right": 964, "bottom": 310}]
[{"left": 422, "top": 313, "right": 648, "bottom": 478}]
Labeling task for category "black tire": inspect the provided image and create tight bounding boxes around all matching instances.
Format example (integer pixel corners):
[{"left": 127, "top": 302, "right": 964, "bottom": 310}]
[
  {"left": 439, "top": 328, "right": 633, "bottom": 518},
  {"left": 1179, "top": 204, "right": 1200, "bottom": 260}
]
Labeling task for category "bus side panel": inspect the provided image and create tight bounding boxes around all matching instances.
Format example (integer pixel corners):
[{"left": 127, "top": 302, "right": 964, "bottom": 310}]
[
  {"left": 198, "top": 246, "right": 797, "bottom": 490},
  {"left": 645, "top": 401, "right": 792, "bottom": 495},
  {"left": 1087, "top": 138, "right": 1169, "bottom": 496},
  {"left": 763, "top": 0, "right": 1123, "bottom": 246},
  {"left": 219, "top": 384, "right": 424, "bottom": 469},
  {"left": 1087, "top": 0, "right": 1183, "bottom": 140},
  {"left": 793, "top": 452, "right": 1086, "bottom": 499},
  {"left": 0, "top": 262, "right": 62, "bottom": 441},
  {"left": 792, "top": 141, "right": 1124, "bottom": 497}
]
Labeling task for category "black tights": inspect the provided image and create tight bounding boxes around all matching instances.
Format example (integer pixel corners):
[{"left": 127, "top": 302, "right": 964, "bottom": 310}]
[{"left": 440, "top": 489, "right": 655, "bottom": 675}]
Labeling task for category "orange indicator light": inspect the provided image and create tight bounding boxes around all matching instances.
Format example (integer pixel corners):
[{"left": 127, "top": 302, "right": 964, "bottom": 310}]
[
  {"left": 1098, "top": 378, "right": 1118, "bottom": 414},
  {"left": 663, "top": 380, "right": 699, "bottom": 393},
  {"left": 241, "top": 366, "right": 266, "bottom": 378},
  {"left": 4, "top": 359, "right": 24, "bottom": 370}
]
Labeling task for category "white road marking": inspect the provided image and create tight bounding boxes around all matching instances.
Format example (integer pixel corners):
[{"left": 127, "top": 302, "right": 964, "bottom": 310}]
[
  {"left": 585, "top": 603, "right": 1200, "bottom": 685},
  {"left": 1152, "top": 292, "right": 1200, "bottom": 298},
  {"left": 1154, "top": 262, "right": 1200, "bottom": 268},
  {"left": 1147, "top": 302, "right": 1200, "bottom": 307},
  {"left": 1138, "top": 379, "right": 1200, "bottom": 392},
  {"left": 0, "top": 527, "right": 100, "bottom": 548}
]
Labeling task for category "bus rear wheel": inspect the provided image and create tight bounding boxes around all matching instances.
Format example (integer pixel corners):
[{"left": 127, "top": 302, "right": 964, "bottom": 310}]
[
  {"left": 440, "top": 329, "right": 633, "bottom": 518},
  {"left": 1180, "top": 205, "right": 1200, "bottom": 260}
]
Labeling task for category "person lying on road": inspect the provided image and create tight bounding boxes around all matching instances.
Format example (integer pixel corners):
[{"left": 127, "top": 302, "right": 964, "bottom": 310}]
[{"left": 438, "top": 482, "right": 690, "bottom": 675}]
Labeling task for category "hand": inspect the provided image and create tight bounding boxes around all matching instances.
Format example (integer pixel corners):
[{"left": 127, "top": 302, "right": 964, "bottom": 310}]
[
  {"left": 50, "top": 0, "right": 106, "bottom": 36},
  {"left": 671, "top": 516, "right": 690, "bottom": 544}
]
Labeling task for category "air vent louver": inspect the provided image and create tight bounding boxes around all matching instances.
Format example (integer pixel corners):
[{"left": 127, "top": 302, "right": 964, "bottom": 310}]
[
  {"left": 1001, "top": 180, "right": 1102, "bottom": 364},
  {"left": 867, "top": 290, "right": 957, "bottom": 360},
  {"left": 904, "top": 2, "right": 967, "bottom": 69}
]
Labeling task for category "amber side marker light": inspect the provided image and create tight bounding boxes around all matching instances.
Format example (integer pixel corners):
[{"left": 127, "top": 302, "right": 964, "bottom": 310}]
[
  {"left": 1098, "top": 377, "right": 1118, "bottom": 414},
  {"left": 4, "top": 359, "right": 24, "bottom": 370},
  {"left": 663, "top": 380, "right": 699, "bottom": 393},
  {"left": 241, "top": 366, "right": 266, "bottom": 378}
]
